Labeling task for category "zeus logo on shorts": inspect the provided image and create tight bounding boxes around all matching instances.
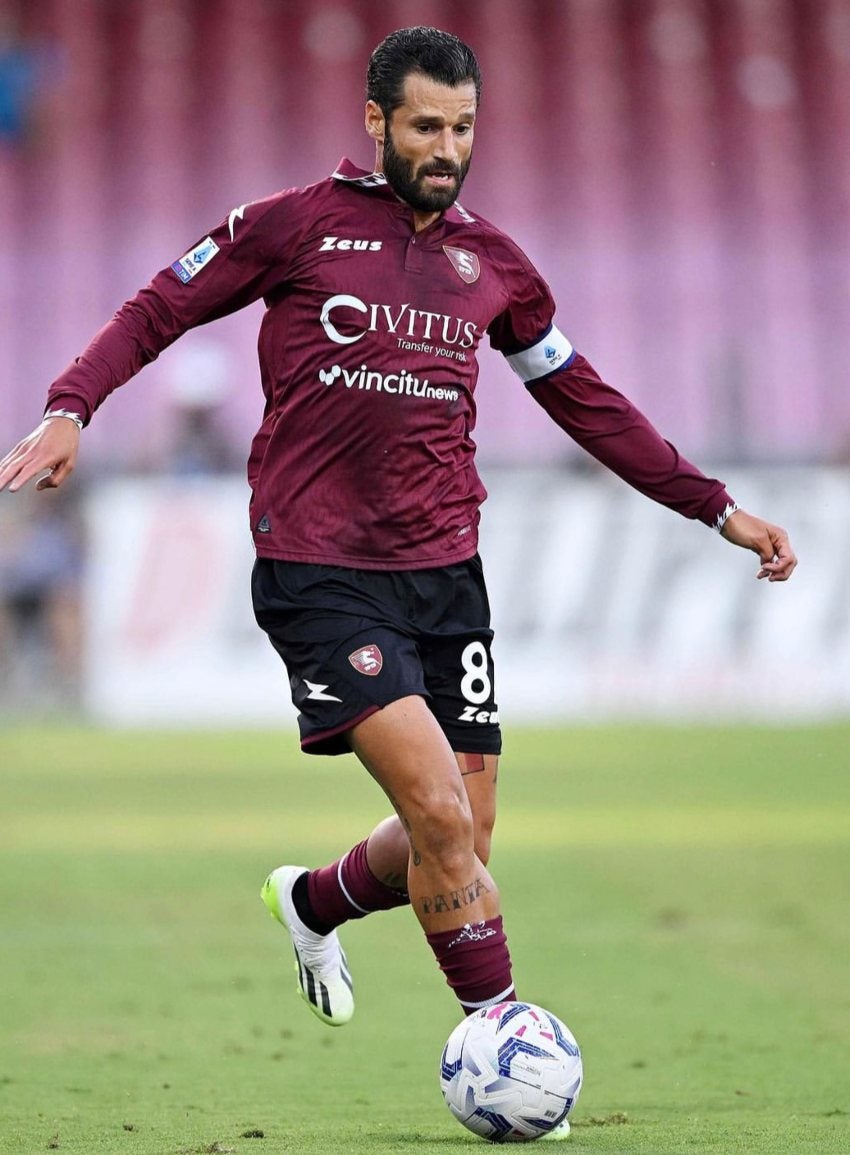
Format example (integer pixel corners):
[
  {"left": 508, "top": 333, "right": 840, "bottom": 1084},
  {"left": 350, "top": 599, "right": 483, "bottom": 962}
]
[
  {"left": 349, "top": 645, "right": 383, "bottom": 675},
  {"left": 459, "top": 706, "right": 500, "bottom": 724}
]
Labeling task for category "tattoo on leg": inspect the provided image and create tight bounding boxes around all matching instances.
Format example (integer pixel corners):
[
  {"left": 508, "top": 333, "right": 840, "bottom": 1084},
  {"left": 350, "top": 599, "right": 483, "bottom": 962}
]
[
  {"left": 399, "top": 814, "right": 422, "bottom": 867},
  {"left": 457, "top": 752, "right": 486, "bottom": 776},
  {"left": 386, "top": 791, "right": 422, "bottom": 867},
  {"left": 420, "top": 876, "right": 490, "bottom": 915}
]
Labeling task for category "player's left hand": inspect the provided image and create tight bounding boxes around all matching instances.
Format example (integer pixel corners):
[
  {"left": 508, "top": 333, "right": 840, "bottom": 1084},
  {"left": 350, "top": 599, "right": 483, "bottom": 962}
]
[{"left": 720, "top": 509, "right": 797, "bottom": 582}]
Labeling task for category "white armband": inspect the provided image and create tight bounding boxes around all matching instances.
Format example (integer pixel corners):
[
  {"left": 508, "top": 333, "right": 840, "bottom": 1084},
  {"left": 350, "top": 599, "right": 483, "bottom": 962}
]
[{"left": 505, "top": 325, "right": 574, "bottom": 383}]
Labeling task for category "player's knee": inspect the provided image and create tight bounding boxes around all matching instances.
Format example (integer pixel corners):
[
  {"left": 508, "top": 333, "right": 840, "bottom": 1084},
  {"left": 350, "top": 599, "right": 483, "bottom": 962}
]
[{"left": 410, "top": 786, "right": 474, "bottom": 865}]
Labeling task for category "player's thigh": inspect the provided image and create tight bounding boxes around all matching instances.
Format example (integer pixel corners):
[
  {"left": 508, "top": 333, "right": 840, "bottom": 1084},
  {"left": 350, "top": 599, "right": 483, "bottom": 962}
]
[
  {"left": 349, "top": 696, "right": 473, "bottom": 856},
  {"left": 363, "top": 753, "right": 497, "bottom": 875}
]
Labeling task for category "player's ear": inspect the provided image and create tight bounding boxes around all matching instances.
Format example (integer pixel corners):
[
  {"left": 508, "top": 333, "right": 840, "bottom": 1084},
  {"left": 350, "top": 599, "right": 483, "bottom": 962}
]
[{"left": 365, "top": 100, "right": 385, "bottom": 143}]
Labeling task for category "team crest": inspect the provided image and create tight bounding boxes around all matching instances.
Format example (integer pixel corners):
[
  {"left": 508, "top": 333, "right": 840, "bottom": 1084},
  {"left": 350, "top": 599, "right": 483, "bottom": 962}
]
[
  {"left": 443, "top": 245, "right": 480, "bottom": 284},
  {"left": 348, "top": 644, "right": 383, "bottom": 676}
]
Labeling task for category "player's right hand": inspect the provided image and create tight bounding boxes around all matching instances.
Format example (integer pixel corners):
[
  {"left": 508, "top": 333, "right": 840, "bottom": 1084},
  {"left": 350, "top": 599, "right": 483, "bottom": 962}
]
[{"left": 0, "top": 418, "right": 81, "bottom": 493}]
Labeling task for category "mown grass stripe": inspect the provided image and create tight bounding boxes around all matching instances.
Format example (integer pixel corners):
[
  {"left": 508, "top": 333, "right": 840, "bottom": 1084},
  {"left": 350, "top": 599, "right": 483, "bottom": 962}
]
[{"left": 2, "top": 805, "right": 846, "bottom": 852}]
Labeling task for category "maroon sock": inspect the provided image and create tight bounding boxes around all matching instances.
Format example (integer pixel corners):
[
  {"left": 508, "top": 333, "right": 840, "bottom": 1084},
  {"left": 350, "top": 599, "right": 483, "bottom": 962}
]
[
  {"left": 303, "top": 839, "right": 409, "bottom": 932},
  {"left": 425, "top": 916, "right": 516, "bottom": 1015}
]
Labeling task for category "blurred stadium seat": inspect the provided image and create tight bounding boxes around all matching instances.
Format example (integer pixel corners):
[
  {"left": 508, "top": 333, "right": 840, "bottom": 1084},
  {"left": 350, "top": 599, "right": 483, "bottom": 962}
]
[{"left": 1, "top": 0, "right": 848, "bottom": 465}]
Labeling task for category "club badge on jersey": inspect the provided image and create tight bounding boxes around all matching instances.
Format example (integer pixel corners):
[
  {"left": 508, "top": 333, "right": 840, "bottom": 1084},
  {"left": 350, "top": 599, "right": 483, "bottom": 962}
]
[{"left": 443, "top": 246, "right": 480, "bottom": 284}]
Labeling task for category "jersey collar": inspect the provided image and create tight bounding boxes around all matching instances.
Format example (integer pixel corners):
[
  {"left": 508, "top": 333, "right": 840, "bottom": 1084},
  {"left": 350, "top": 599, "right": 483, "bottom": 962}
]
[
  {"left": 331, "top": 158, "right": 391, "bottom": 191},
  {"left": 331, "top": 158, "right": 475, "bottom": 225}
]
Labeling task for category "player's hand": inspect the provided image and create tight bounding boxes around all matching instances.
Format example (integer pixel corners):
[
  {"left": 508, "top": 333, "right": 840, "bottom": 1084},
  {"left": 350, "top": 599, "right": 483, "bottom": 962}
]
[
  {"left": 0, "top": 418, "right": 81, "bottom": 493},
  {"left": 720, "top": 508, "right": 797, "bottom": 582}
]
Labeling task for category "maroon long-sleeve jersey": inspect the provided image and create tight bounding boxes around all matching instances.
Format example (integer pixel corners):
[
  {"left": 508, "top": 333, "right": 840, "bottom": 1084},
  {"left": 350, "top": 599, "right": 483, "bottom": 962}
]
[{"left": 46, "top": 158, "right": 735, "bottom": 568}]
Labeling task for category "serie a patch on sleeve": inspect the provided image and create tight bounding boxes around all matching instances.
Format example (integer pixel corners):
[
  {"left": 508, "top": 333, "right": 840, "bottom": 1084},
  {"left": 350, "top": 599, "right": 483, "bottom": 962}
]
[{"left": 170, "top": 236, "right": 220, "bottom": 283}]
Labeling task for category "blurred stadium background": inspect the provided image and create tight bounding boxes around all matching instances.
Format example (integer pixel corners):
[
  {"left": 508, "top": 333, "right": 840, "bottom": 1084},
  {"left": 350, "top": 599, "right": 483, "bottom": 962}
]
[{"left": 1, "top": 0, "right": 848, "bottom": 725}]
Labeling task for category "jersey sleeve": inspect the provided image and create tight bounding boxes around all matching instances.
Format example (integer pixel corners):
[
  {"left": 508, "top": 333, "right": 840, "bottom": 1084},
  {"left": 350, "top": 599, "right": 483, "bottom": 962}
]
[
  {"left": 45, "top": 192, "right": 305, "bottom": 423},
  {"left": 486, "top": 241, "right": 575, "bottom": 370},
  {"left": 488, "top": 241, "right": 734, "bottom": 530},
  {"left": 527, "top": 352, "right": 736, "bottom": 530}
]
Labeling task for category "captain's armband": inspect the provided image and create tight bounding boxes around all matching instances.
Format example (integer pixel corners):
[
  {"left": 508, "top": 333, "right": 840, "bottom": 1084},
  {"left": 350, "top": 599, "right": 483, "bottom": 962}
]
[{"left": 505, "top": 326, "right": 574, "bottom": 383}]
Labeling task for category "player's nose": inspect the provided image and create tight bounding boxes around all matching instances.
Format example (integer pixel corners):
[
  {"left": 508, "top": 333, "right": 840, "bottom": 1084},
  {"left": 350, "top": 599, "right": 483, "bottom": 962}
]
[{"left": 434, "top": 127, "right": 460, "bottom": 164}]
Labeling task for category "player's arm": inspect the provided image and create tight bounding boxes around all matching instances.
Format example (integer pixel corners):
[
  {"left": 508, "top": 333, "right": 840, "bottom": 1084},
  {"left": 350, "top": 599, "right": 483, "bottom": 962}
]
[
  {"left": 488, "top": 238, "right": 795, "bottom": 580},
  {"left": 525, "top": 345, "right": 796, "bottom": 579},
  {"left": 524, "top": 342, "right": 797, "bottom": 581},
  {"left": 1, "top": 195, "right": 290, "bottom": 492}
]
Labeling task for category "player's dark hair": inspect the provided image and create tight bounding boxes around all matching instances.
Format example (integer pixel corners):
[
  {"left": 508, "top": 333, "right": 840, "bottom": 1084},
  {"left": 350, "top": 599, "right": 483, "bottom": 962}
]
[{"left": 367, "top": 27, "right": 481, "bottom": 116}]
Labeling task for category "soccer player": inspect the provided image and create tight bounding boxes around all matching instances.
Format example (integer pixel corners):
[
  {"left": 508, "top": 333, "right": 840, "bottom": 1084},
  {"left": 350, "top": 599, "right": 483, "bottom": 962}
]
[{"left": 0, "top": 22, "right": 795, "bottom": 1084}]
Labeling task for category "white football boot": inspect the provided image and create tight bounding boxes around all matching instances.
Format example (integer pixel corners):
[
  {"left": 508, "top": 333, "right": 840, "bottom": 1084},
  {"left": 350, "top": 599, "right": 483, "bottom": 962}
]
[{"left": 261, "top": 865, "right": 354, "bottom": 1026}]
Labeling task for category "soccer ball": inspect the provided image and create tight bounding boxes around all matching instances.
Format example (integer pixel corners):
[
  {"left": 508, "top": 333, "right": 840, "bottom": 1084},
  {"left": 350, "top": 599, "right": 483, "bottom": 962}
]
[{"left": 439, "top": 1001, "right": 583, "bottom": 1143}]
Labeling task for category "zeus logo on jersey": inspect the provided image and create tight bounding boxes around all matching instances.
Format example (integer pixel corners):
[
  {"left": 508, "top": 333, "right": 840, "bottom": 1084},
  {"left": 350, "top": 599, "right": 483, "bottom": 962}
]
[
  {"left": 228, "top": 204, "right": 248, "bottom": 241},
  {"left": 320, "top": 294, "right": 478, "bottom": 349},
  {"left": 171, "top": 236, "right": 220, "bottom": 283},
  {"left": 319, "top": 236, "right": 383, "bottom": 252}
]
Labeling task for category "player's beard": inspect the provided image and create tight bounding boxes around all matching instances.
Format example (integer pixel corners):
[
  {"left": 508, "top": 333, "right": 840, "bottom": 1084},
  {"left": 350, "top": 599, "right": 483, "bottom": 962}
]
[{"left": 381, "top": 126, "right": 471, "bottom": 213}]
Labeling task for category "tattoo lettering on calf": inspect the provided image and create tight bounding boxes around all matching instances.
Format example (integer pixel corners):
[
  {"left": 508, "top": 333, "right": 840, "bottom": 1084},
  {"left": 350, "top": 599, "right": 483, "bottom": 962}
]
[{"left": 420, "top": 876, "right": 490, "bottom": 915}]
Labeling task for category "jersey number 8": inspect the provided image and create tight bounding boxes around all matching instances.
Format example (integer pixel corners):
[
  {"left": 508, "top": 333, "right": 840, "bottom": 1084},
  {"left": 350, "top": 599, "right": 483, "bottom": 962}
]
[{"left": 460, "top": 641, "right": 492, "bottom": 706}]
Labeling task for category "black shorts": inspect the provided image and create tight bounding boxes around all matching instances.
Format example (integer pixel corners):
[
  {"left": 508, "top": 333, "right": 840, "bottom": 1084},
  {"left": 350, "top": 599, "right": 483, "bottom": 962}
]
[{"left": 252, "top": 555, "right": 501, "bottom": 757}]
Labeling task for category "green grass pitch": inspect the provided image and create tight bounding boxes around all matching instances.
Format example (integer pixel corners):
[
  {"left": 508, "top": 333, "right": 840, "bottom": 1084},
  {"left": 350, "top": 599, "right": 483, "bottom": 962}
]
[{"left": 1, "top": 723, "right": 848, "bottom": 1154}]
